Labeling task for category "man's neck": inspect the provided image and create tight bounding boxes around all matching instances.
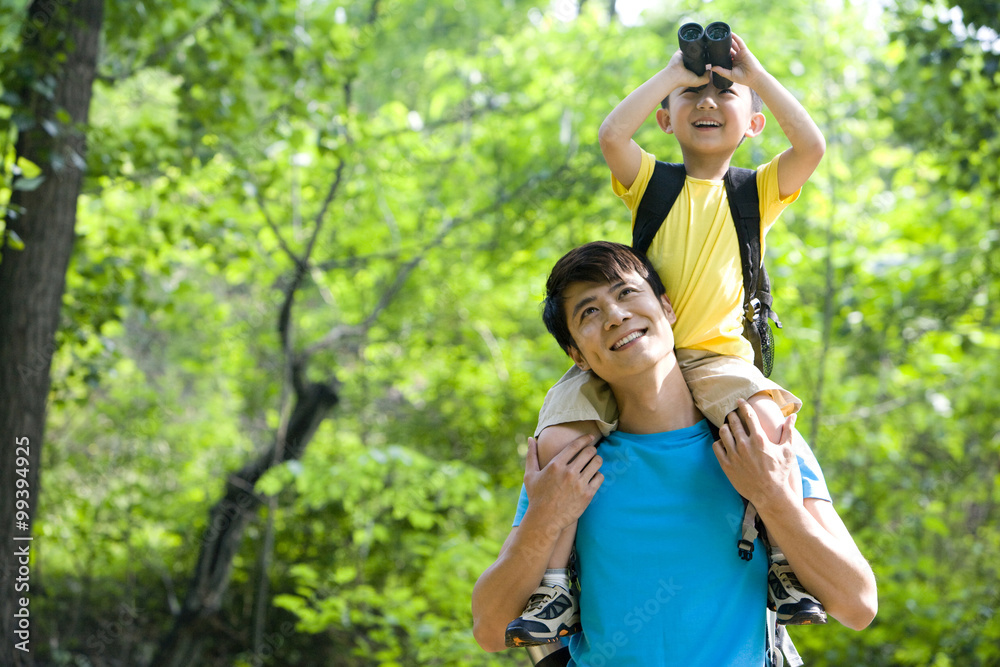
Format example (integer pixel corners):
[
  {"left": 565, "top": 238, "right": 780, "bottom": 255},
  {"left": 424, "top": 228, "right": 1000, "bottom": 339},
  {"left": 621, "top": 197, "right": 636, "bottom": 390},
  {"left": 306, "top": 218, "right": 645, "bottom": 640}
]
[{"left": 610, "top": 356, "right": 702, "bottom": 434}]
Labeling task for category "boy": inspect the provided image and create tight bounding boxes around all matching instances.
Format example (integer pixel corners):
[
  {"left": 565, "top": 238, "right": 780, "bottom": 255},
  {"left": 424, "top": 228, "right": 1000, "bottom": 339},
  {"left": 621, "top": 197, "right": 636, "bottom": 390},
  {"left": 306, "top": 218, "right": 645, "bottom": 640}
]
[{"left": 506, "top": 32, "right": 827, "bottom": 646}]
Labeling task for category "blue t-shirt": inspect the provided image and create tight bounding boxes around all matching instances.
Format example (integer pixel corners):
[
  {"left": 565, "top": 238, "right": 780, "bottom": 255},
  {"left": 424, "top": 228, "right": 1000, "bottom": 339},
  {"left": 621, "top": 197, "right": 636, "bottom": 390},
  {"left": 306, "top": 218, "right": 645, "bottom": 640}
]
[{"left": 512, "top": 419, "right": 831, "bottom": 666}]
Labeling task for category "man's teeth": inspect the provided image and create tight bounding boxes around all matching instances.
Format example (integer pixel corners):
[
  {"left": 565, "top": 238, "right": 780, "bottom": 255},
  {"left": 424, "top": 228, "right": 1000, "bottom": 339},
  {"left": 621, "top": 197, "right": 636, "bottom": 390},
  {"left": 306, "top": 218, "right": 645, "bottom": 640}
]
[
  {"left": 613, "top": 331, "right": 644, "bottom": 350},
  {"left": 695, "top": 121, "right": 720, "bottom": 127}
]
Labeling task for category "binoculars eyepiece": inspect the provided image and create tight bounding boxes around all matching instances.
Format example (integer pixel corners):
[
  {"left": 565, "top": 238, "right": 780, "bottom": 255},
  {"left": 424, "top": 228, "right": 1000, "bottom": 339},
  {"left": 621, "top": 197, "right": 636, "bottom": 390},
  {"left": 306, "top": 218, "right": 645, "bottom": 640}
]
[{"left": 677, "top": 21, "right": 733, "bottom": 90}]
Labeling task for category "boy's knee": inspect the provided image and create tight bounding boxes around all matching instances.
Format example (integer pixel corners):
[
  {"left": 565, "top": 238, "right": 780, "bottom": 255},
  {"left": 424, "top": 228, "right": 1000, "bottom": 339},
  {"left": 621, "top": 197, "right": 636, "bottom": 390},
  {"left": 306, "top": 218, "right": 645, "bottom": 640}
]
[
  {"left": 537, "top": 421, "right": 602, "bottom": 467},
  {"left": 745, "top": 392, "right": 785, "bottom": 440}
]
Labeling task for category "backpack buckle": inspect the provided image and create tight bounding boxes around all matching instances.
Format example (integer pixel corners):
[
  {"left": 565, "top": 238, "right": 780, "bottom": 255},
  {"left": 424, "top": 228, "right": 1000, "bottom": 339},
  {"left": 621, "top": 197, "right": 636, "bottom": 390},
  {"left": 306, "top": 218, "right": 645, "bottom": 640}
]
[
  {"left": 738, "top": 539, "right": 755, "bottom": 561},
  {"left": 746, "top": 297, "right": 761, "bottom": 322}
]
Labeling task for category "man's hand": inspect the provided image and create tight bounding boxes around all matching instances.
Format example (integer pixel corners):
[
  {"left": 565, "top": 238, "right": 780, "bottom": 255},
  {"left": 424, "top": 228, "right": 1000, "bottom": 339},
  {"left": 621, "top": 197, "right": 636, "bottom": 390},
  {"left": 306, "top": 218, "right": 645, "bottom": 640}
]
[
  {"left": 524, "top": 432, "right": 604, "bottom": 531},
  {"left": 472, "top": 434, "right": 604, "bottom": 652},
  {"left": 712, "top": 399, "right": 799, "bottom": 511},
  {"left": 712, "top": 403, "right": 878, "bottom": 630}
]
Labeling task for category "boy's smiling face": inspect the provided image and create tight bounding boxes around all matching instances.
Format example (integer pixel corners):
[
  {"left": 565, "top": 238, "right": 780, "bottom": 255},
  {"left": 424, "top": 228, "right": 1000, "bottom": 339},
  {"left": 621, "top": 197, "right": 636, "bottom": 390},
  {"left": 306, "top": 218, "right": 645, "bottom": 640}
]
[{"left": 657, "top": 81, "right": 764, "bottom": 158}]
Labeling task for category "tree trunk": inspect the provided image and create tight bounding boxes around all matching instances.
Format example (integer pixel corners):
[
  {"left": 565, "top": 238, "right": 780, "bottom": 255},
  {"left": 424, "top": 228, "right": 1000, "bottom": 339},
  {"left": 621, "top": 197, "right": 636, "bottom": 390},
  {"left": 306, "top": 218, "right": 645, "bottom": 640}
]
[
  {"left": 150, "top": 377, "right": 339, "bottom": 667},
  {"left": 0, "top": 1, "right": 104, "bottom": 665}
]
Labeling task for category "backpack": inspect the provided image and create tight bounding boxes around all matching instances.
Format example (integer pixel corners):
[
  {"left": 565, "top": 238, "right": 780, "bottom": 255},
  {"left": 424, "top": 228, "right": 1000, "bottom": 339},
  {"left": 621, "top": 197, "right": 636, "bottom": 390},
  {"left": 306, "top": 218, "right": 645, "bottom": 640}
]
[{"left": 630, "top": 161, "right": 781, "bottom": 377}]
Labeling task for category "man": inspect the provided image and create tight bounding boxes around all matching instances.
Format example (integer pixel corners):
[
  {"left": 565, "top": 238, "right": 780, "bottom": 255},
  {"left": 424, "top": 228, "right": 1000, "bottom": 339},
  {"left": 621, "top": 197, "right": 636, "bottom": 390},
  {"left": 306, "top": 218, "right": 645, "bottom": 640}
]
[{"left": 471, "top": 242, "right": 876, "bottom": 665}]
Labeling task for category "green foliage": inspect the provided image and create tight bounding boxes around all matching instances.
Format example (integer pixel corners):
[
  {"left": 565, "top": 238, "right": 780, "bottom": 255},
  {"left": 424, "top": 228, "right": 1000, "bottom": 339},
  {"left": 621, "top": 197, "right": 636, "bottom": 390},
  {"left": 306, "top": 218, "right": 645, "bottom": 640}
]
[
  {"left": 264, "top": 433, "right": 511, "bottom": 663},
  {"left": 10, "top": 0, "right": 998, "bottom": 664}
]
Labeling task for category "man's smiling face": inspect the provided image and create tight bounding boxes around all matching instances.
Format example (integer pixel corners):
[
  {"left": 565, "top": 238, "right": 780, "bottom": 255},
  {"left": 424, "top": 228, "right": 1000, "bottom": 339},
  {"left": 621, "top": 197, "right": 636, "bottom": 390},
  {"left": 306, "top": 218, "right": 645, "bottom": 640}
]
[{"left": 563, "top": 271, "right": 677, "bottom": 384}]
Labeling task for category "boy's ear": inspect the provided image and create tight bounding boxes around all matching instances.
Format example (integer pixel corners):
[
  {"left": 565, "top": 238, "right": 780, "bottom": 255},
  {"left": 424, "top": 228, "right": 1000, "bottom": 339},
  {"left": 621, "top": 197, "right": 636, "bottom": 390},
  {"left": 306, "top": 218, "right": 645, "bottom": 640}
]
[
  {"left": 744, "top": 111, "right": 766, "bottom": 139},
  {"left": 567, "top": 345, "right": 591, "bottom": 371},
  {"left": 655, "top": 107, "right": 674, "bottom": 135}
]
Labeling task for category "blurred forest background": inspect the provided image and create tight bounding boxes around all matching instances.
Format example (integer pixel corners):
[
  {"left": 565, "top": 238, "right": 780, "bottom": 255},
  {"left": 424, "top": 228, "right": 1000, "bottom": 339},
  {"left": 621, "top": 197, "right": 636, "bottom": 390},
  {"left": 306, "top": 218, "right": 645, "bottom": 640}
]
[{"left": 0, "top": 0, "right": 998, "bottom": 665}]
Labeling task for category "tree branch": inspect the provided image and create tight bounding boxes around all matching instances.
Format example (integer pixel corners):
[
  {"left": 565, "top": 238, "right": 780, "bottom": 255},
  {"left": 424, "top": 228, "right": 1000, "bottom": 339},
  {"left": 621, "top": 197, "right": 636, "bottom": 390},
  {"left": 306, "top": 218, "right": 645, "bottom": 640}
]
[
  {"left": 303, "top": 164, "right": 575, "bottom": 356},
  {"left": 306, "top": 158, "right": 347, "bottom": 261},
  {"left": 148, "top": 374, "right": 339, "bottom": 667},
  {"left": 256, "top": 187, "right": 302, "bottom": 269}
]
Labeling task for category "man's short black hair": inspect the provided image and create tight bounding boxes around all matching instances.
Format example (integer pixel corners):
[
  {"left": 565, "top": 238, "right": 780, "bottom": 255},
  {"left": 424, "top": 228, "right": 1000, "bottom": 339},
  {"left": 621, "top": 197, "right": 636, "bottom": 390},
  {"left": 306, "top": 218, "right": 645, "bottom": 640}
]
[{"left": 542, "top": 241, "right": 667, "bottom": 354}]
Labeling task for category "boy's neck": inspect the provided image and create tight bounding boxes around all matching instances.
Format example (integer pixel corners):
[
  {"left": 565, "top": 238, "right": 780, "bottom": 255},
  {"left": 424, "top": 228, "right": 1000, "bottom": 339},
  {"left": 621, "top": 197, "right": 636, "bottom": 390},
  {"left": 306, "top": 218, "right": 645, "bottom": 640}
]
[{"left": 680, "top": 150, "right": 734, "bottom": 181}]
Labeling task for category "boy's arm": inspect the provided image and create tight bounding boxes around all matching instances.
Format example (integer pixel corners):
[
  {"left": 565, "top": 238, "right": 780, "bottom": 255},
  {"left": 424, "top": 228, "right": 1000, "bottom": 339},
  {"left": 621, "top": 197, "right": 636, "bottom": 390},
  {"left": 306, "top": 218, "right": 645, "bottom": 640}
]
[
  {"left": 713, "top": 33, "right": 826, "bottom": 199},
  {"left": 472, "top": 435, "right": 603, "bottom": 652},
  {"left": 599, "top": 50, "right": 708, "bottom": 190}
]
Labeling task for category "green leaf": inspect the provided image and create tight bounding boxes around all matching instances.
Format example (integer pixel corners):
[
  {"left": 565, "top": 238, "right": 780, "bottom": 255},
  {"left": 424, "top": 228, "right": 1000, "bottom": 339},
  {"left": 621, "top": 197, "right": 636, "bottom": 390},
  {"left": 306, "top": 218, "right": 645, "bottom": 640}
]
[
  {"left": 10, "top": 113, "right": 35, "bottom": 131},
  {"left": 5, "top": 229, "right": 25, "bottom": 251},
  {"left": 0, "top": 90, "right": 22, "bottom": 107},
  {"left": 12, "top": 175, "right": 44, "bottom": 191}
]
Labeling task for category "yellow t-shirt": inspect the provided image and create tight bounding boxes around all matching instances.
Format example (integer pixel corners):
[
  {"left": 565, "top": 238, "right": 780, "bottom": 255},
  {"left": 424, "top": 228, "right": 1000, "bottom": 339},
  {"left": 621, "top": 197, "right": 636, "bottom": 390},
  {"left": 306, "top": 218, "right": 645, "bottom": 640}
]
[{"left": 612, "top": 149, "right": 800, "bottom": 363}]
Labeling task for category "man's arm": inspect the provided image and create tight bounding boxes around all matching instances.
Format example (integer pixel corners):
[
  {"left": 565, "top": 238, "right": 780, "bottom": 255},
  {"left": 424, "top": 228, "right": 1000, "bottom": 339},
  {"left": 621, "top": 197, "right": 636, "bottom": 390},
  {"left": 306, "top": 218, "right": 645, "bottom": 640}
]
[
  {"left": 471, "top": 434, "right": 603, "bottom": 652},
  {"left": 714, "top": 402, "right": 877, "bottom": 631},
  {"left": 712, "top": 33, "right": 826, "bottom": 199},
  {"left": 598, "top": 50, "right": 708, "bottom": 190}
]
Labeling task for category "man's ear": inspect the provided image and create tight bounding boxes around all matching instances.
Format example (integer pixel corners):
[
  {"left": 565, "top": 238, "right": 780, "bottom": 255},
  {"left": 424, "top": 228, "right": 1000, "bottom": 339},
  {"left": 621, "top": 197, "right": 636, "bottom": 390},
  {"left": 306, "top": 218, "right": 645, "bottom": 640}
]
[
  {"left": 567, "top": 345, "right": 591, "bottom": 371},
  {"left": 659, "top": 293, "right": 677, "bottom": 325},
  {"left": 744, "top": 111, "right": 765, "bottom": 139},
  {"left": 655, "top": 107, "right": 674, "bottom": 135}
]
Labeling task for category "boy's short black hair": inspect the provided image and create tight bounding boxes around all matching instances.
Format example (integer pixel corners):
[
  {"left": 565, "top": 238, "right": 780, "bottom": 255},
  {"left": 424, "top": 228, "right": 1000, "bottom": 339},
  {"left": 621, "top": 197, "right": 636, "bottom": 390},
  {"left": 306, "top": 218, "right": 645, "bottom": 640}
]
[
  {"left": 660, "top": 86, "right": 763, "bottom": 114},
  {"left": 542, "top": 241, "right": 667, "bottom": 354}
]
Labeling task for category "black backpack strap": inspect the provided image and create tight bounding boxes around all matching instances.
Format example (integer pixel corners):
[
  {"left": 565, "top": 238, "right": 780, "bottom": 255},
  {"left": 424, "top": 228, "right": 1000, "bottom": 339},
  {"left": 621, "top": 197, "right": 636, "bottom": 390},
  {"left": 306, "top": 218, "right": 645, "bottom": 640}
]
[
  {"left": 723, "top": 167, "right": 763, "bottom": 311},
  {"left": 723, "top": 167, "right": 781, "bottom": 329},
  {"left": 724, "top": 167, "right": 783, "bottom": 377},
  {"left": 632, "top": 161, "right": 687, "bottom": 255}
]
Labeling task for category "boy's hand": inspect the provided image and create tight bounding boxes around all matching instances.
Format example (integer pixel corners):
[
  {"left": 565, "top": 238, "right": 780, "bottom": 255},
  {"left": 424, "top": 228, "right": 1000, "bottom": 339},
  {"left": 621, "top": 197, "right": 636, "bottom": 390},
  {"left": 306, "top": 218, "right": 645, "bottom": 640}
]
[
  {"left": 598, "top": 48, "right": 710, "bottom": 190},
  {"left": 708, "top": 33, "right": 766, "bottom": 90},
  {"left": 665, "top": 48, "right": 711, "bottom": 94},
  {"left": 708, "top": 32, "right": 826, "bottom": 199}
]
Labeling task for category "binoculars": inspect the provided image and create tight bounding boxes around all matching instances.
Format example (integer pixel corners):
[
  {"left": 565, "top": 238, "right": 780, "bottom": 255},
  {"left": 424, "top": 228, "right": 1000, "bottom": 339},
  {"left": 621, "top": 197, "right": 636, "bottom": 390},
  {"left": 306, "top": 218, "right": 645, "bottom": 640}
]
[{"left": 677, "top": 21, "right": 733, "bottom": 89}]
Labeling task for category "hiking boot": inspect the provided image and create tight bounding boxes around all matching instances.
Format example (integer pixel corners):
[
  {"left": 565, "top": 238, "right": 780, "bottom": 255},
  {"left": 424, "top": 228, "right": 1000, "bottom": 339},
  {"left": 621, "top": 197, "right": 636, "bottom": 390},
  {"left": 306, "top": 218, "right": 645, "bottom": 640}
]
[
  {"left": 504, "top": 582, "right": 581, "bottom": 648},
  {"left": 767, "top": 548, "right": 827, "bottom": 625}
]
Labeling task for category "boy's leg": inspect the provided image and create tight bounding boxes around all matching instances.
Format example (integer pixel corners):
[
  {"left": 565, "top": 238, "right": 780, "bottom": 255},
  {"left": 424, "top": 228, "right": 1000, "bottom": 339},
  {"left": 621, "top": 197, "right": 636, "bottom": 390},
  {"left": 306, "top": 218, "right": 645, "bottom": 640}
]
[
  {"left": 744, "top": 392, "right": 803, "bottom": 500},
  {"left": 505, "top": 420, "right": 600, "bottom": 647},
  {"left": 744, "top": 392, "right": 827, "bottom": 626},
  {"left": 536, "top": 422, "right": 602, "bottom": 569},
  {"left": 674, "top": 350, "right": 824, "bottom": 624},
  {"left": 508, "top": 366, "right": 614, "bottom": 647}
]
